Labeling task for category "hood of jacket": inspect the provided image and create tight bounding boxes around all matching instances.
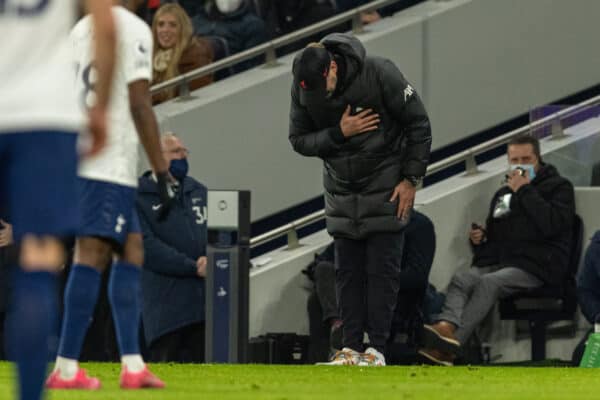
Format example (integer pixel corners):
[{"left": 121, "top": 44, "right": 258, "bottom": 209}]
[{"left": 321, "top": 33, "right": 365, "bottom": 94}]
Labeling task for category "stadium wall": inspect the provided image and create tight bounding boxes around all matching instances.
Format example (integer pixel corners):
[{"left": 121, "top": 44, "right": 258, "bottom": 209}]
[{"left": 154, "top": 0, "right": 600, "bottom": 221}]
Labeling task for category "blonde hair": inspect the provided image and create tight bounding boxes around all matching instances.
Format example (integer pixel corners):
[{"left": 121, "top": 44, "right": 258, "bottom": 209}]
[{"left": 151, "top": 3, "right": 194, "bottom": 86}]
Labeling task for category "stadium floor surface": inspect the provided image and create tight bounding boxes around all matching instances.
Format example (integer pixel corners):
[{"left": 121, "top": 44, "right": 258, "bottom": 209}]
[{"left": 0, "top": 362, "right": 596, "bottom": 399}]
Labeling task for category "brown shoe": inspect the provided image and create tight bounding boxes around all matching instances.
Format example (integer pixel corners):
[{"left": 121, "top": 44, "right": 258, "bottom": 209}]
[
  {"left": 422, "top": 322, "right": 460, "bottom": 353},
  {"left": 417, "top": 348, "right": 455, "bottom": 366}
]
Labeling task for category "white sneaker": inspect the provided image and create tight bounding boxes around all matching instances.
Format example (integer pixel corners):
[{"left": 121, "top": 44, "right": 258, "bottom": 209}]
[
  {"left": 357, "top": 347, "right": 386, "bottom": 366},
  {"left": 316, "top": 347, "right": 360, "bottom": 365}
]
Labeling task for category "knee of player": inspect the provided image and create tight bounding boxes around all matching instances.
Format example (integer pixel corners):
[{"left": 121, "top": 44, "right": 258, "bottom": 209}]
[
  {"left": 19, "top": 235, "right": 66, "bottom": 271},
  {"left": 74, "top": 237, "right": 113, "bottom": 270},
  {"left": 122, "top": 234, "right": 144, "bottom": 267}
]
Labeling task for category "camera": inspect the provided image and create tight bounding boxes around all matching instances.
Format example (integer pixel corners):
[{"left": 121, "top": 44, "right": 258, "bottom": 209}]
[
  {"left": 514, "top": 167, "right": 526, "bottom": 176},
  {"left": 503, "top": 166, "right": 526, "bottom": 184}
]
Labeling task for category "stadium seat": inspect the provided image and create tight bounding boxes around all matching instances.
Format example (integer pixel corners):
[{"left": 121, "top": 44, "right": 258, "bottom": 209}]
[
  {"left": 204, "top": 35, "right": 235, "bottom": 81},
  {"left": 498, "top": 214, "right": 584, "bottom": 361}
]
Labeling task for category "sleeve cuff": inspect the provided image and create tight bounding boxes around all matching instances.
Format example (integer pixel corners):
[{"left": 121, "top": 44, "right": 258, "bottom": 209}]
[
  {"left": 184, "top": 258, "right": 198, "bottom": 274},
  {"left": 328, "top": 125, "right": 346, "bottom": 144},
  {"left": 402, "top": 160, "right": 427, "bottom": 178},
  {"left": 514, "top": 183, "right": 533, "bottom": 198}
]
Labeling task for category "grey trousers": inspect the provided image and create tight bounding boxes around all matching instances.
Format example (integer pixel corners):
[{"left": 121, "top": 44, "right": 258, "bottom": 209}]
[{"left": 438, "top": 266, "right": 543, "bottom": 344}]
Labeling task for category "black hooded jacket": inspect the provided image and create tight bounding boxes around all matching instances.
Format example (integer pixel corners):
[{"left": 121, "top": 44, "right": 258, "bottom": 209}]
[
  {"left": 289, "top": 33, "right": 432, "bottom": 239},
  {"left": 472, "top": 164, "right": 575, "bottom": 285}
]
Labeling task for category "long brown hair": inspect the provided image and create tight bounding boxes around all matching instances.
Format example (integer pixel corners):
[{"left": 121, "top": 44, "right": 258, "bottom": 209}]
[{"left": 151, "top": 3, "right": 194, "bottom": 85}]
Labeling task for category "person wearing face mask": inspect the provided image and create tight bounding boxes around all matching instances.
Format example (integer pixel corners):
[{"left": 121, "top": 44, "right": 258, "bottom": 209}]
[
  {"left": 192, "top": 0, "right": 268, "bottom": 72},
  {"left": 136, "top": 132, "right": 209, "bottom": 363},
  {"left": 419, "top": 135, "right": 575, "bottom": 366},
  {"left": 151, "top": 3, "right": 214, "bottom": 104}
]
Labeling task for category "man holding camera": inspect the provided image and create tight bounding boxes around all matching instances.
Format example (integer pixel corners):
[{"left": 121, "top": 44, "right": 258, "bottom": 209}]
[{"left": 419, "top": 135, "right": 575, "bottom": 366}]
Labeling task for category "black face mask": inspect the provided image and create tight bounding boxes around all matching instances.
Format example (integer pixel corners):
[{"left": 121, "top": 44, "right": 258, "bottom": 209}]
[{"left": 169, "top": 158, "right": 189, "bottom": 181}]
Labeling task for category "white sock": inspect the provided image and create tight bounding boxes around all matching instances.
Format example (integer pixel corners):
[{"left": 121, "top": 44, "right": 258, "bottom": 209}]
[
  {"left": 121, "top": 354, "right": 145, "bottom": 373},
  {"left": 55, "top": 356, "right": 79, "bottom": 380}
]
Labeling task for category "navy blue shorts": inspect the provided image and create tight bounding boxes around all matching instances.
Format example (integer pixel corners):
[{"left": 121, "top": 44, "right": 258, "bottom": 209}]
[
  {"left": 78, "top": 178, "right": 141, "bottom": 246},
  {"left": 0, "top": 132, "right": 79, "bottom": 241}
]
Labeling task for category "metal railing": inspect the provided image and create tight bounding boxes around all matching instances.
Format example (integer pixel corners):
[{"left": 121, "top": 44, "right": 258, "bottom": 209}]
[
  {"left": 150, "top": 0, "right": 409, "bottom": 98},
  {"left": 249, "top": 93, "right": 600, "bottom": 249}
]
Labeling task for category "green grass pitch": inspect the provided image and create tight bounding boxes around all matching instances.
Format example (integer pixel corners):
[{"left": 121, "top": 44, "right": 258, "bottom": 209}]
[{"left": 0, "top": 362, "right": 597, "bottom": 400}]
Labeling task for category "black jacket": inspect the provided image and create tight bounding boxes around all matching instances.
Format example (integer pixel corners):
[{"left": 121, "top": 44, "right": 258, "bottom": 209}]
[
  {"left": 472, "top": 164, "right": 575, "bottom": 286},
  {"left": 192, "top": 2, "right": 268, "bottom": 72},
  {"left": 289, "top": 33, "right": 432, "bottom": 239},
  {"left": 136, "top": 172, "right": 208, "bottom": 345}
]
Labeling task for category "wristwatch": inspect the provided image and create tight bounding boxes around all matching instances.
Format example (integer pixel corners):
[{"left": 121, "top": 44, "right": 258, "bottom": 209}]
[{"left": 404, "top": 176, "right": 423, "bottom": 188}]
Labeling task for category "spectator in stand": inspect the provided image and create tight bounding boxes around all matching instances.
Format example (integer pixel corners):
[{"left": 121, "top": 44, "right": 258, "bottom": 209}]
[
  {"left": 258, "top": 0, "right": 337, "bottom": 48},
  {"left": 152, "top": 3, "right": 214, "bottom": 104},
  {"left": 336, "top": 0, "right": 422, "bottom": 25},
  {"left": 137, "top": 0, "right": 161, "bottom": 24},
  {"left": 572, "top": 231, "right": 600, "bottom": 364},
  {"left": 419, "top": 135, "right": 575, "bottom": 366},
  {"left": 178, "top": 0, "right": 203, "bottom": 18},
  {"left": 577, "top": 231, "right": 600, "bottom": 327},
  {"left": 143, "top": 1, "right": 203, "bottom": 21},
  {"left": 137, "top": 132, "right": 208, "bottom": 363},
  {"left": 192, "top": 0, "right": 268, "bottom": 72}
]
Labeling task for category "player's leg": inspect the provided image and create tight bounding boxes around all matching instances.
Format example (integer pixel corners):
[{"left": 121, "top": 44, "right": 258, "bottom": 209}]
[
  {"left": 111, "top": 212, "right": 163, "bottom": 389},
  {"left": 9, "top": 237, "right": 63, "bottom": 400},
  {"left": 2, "top": 132, "right": 78, "bottom": 400},
  {"left": 49, "top": 179, "right": 125, "bottom": 389},
  {"left": 49, "top": 236, "right": 112, "bottom": 389},
  {"left": 111, "top": 232, "right": 143, "bottom": 369}
]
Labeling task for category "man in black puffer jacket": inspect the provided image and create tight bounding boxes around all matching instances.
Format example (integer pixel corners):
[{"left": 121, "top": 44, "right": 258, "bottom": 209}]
[
  {"left": 289, "top": 33, "right": 432, "bottom": 365},
  {"left": 420, "top": 135, "right": 575, "bottom": 366}
]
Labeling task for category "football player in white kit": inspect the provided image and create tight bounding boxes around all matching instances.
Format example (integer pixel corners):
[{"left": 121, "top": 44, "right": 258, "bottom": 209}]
[
  {"left": 0, "top": 2, "right": 116, "bottom": 400},
  {"left": 45, "top": 0, "right": 174, "bottom": 391}
]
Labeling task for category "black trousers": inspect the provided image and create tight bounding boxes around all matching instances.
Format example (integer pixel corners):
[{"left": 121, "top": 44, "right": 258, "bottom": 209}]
[
  {"left": 149, "top": 322, "right": 205, "bottom": 363},
  {"left": 313, "top": 261, "right": 338, "bottom": 322},
  {"left": 307, "top": 292, "right": 331, "bottom": 364},
  {"left": 335, "top": 231, "right": 405, "bottom": 353}
]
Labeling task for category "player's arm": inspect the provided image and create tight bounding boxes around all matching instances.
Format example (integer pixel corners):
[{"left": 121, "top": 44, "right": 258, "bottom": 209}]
[
  {"left": 84, "top": 0, "right": 115, "bottom": 109},
  {"left": 129, "top": 80, "right": 173, "bottom": 214},
  {"left": 129, "top": 80, "right": 168, "bottom": 175},
  {"left": 83, "top": 0, "right": 116, "bottom": 156},
  {"left": 126, "top": 26, "right": 173, "bottom": 215}
]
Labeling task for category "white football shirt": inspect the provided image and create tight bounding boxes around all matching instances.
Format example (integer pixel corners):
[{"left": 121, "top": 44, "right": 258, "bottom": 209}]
[
  {"left": 0, "top": 0, "right": 82, "bottom": 133},
  {"left": 72, "top": 6, "right": 153, "bottom": 187}
]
